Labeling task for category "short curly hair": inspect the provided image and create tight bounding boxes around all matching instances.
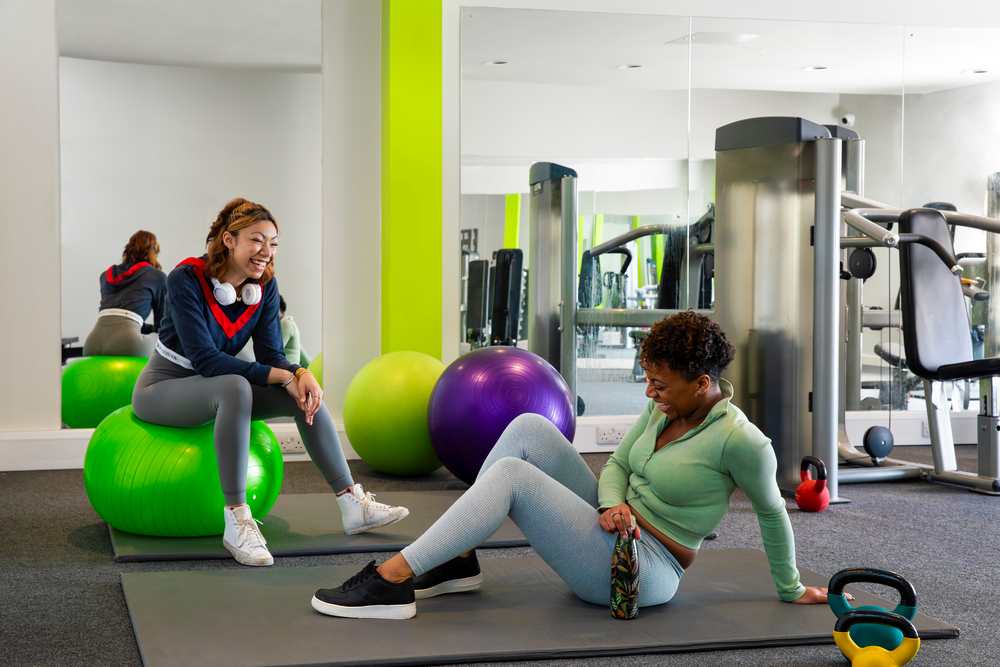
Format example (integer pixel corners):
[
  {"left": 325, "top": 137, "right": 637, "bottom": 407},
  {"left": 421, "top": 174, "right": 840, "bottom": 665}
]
[{"left": 638, "top": 311, "right": 735, "bottom": 383}]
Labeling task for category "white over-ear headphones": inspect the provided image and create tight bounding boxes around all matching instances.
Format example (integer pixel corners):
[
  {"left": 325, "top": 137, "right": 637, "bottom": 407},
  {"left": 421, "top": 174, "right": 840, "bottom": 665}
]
[{"left": 211, "top": 278, "right": 262, "bottom": 306}]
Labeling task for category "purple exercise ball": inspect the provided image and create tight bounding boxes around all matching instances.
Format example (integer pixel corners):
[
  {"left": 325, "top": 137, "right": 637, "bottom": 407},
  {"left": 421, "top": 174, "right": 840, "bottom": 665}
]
[{"left": 428, "top": 346, "right": 576, "bottom": 485}]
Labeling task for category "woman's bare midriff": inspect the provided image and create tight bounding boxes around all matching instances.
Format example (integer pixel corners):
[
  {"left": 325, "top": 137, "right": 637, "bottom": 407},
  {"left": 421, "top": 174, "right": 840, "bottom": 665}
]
[{"left": 629, "top": 505, "right": 697, "bottom": 570}]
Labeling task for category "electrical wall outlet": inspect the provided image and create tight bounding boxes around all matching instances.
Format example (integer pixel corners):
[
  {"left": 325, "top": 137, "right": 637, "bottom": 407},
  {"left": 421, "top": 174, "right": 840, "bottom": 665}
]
[
  {"left": 921, "top": 420, "right": 930, "bottom": 438},
  {"left": 596, "top": 426, "right": 628, "bottom": 445},
  {"left": 279, "top": 434, "right": 306, "bottom": 454}
]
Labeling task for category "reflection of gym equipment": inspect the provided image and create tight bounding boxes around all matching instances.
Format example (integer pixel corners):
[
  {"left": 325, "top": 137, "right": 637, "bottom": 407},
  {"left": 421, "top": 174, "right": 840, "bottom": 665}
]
[
  {"left": 657, "top": 203, "right": 715, "bottom": 310},
  {"left": 465, "top": 250, "right": 527, "bottom": 349},
  {"left": 528, "top": 162, "right": 706, "bottom": 412},
  {"left": 465, "top": 257, "right": 490, "bottom": 347},
  {"left": 491, "top": 249, "right": 523, "bottom": 346}
]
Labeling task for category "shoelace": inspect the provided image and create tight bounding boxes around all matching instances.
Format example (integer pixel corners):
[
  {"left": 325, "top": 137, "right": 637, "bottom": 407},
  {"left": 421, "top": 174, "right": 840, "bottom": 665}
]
[
  {"left": 235, "top": 517, "right": 267, "bottom": 550},
  {"left": 341, "top": 562, "right": 377, "bottom": 590},
  {"left": 359, "top": 491, "right": 392, "bottom": 520}
]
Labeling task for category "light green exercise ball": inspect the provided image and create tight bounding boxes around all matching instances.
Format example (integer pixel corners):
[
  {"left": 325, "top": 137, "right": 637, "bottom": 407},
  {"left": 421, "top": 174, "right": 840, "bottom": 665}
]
[
  {"left": 62, "top": 356, "right": 148, "bottom": 429},
  {"left": 83, "top": 407, "right": 283, "bottom": 537},
  {"left": 344, "top": 351, "right": 446, "bottom": 476},
  {"left": 309, "top": 352, "right": 323, "bottom": 389}
]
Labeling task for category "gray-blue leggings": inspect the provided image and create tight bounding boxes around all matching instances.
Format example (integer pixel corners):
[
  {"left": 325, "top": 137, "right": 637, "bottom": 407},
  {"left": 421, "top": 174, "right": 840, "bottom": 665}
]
[
  {"left": 132, "top": 352, "right": 354, "bottom": 505},
  {"left": 401, "top": 413, "right": 685, "bottom": 607}
]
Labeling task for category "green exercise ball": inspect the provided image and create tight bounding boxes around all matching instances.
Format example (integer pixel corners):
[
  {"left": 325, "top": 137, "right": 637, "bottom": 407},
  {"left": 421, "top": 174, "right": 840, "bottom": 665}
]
[
  {"left": 344, "top": 351, "right": 446, "bottom": 476},
  {"left": 62, "top": 356, "right": 148, "bottom": 429},
  {"left": 309, "top": 352, "right": 323, "bottom": 389},
  {"left": 83, "top": 406, "right": 283, "bottom": 537}
]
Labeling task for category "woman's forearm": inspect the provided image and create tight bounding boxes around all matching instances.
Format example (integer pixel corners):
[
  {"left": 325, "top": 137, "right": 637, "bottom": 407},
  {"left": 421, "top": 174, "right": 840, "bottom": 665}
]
[{"left": 267, "top": 367, "right": 294, "bottom": 385}]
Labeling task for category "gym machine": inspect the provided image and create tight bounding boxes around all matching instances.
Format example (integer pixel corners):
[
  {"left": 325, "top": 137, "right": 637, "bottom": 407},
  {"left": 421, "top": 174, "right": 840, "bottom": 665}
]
[{"left": 715, "top": 116, "right": 1000, "bottom": 499}]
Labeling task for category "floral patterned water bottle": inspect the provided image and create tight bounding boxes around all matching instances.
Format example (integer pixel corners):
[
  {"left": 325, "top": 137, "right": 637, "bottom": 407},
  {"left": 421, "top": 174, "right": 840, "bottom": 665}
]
[{"left": 610, "top": 516, "right": 639, "bottom": 619}]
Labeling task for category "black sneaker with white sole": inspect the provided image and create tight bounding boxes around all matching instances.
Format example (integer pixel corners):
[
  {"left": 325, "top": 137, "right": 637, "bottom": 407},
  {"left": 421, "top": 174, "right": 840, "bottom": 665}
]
[
  {"left": 413, "top": 551, "right": 483, "bottom": 600},
  {"left": 312, "top": 560, "right": 416, "bottom": 620}
]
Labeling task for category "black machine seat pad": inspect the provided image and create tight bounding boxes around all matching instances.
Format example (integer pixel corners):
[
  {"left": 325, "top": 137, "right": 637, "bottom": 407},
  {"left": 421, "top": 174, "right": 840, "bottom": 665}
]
[
  {"left": 937, "top": 357, "right": 1000, "bottom": 382},
  {"left": 898, "top": 208, "right": 974, "bottom": 380}
]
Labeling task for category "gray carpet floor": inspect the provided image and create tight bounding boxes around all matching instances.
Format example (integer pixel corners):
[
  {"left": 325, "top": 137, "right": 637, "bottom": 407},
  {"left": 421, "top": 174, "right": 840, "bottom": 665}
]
[{"left": 0, "top": 445, "right": 992, "bottom": 666}]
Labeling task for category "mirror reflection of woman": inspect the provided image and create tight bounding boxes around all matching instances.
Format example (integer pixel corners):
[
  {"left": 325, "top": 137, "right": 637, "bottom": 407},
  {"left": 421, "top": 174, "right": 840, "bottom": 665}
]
[
  {"left": 132, "top": 198, "right": 408, "bottom": 567},
  {"left": 83, "top": 230, "right": 166, "bottom": 358}
]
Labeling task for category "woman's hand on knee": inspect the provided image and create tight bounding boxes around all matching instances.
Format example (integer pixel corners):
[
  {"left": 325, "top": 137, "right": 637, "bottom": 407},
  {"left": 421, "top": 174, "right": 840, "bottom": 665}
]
[{"left": 599, "top": 503, "right": 641, "bottom": 540}]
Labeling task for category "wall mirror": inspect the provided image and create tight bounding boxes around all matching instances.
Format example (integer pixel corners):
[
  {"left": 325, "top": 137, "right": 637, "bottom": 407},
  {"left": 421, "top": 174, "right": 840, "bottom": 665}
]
[
  {"left": 460, "top": 6, "right": 691, "bottom": 416},
  {"left": 57, "top": 0, "right": 323, "bottom": 429}
]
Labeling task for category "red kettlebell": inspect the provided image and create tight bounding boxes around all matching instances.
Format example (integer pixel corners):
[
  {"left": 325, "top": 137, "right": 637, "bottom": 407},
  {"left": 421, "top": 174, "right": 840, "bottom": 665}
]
[{"left": 795, "top": 455, "right": 830, "bottom": 512}]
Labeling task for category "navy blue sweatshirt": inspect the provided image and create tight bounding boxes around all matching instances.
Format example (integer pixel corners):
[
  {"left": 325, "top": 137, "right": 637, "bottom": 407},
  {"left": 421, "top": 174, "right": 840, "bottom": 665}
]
[
  {"left": 156, "top": 256, "right": 300, "bottom": 386},
  {"left": 99, "top": 261, "right": 168, "bottom": 334}
]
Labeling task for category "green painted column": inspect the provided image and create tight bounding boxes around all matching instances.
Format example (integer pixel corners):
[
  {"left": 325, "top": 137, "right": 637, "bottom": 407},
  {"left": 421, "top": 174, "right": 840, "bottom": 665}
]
[
  {"left": 381, "top": 0, "right": 442, "bottom": 358},
  {"left": 652, "top": 231, "right": 665, "bottom": 283},
  {"left": 504, "top": 194, "right": 520, "bottom": 248},
  {"left": 633, "top": 216, "right": 651, "bottom": 288}
]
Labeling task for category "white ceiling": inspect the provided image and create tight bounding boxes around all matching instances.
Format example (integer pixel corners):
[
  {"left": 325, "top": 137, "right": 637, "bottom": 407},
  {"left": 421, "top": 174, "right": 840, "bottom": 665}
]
[
  {"left": 57, "top": 0, "right": 321, "bottom": 71},
  {"left": 462, "top": 7, "right": 1000, "bottom": 95},
  {"left": 56, "top": 1, "right": 1000, "bottom": 95}
]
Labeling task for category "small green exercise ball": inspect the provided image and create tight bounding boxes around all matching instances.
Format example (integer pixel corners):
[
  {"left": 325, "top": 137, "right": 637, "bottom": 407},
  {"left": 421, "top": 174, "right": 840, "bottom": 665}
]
[
  {"left": 309, "top": 353, "right": 323, "bottom": 389},
  {"left": 83, "top": 407, "right": 283, "bottom": 537},
  {"left": 343, "top": 351, "right": 446, "bottom": 476},
  {"left": 62, "top": 356, "right": 148, "bottom": 428}
]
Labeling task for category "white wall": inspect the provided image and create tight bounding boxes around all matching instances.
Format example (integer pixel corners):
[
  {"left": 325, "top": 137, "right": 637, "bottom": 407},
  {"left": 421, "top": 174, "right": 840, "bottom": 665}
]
[
  {"left": 321, "top": 0, "right": 382, "bottom": 421},
  {"left": 462, "top": 80, "right": 688, "bottom": 160},
  {"left": 59, "top": 58, "right": 323, "bottom": 355},
  {"left": 0, "top": 0, "right": 62, "bottom": 432},
  {"left": 902, "top": 80, "right": 1000, "bottom": 251}
]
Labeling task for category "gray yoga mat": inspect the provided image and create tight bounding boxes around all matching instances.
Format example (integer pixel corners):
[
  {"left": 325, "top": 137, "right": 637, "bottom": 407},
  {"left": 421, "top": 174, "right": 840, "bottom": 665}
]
[
  {"left": 121, "top": 549, "right": 957, "bottom": 667},
  {"left": 108, "top": 491, "right": 527, "bottom": 562}
]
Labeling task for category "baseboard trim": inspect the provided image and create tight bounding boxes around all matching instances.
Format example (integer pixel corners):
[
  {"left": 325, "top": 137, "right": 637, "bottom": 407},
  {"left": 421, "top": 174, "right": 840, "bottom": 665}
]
[{"left": 0, "top": 410, "right": 980, "bottom": 472}]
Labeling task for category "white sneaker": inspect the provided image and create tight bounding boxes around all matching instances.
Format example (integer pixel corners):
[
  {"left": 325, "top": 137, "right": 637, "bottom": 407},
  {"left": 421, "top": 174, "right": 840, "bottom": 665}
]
[
  {"left": 223, "top": 505, "right": 273, "bottom": 566},
  {"left": 337, "top": 484, "right": 409, "bottom": 535}
]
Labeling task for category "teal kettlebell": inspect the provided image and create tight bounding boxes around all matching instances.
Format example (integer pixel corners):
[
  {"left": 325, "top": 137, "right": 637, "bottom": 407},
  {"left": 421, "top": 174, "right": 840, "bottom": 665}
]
[{"left": 828, "top": 568, "right": 917, "bottom": 653}]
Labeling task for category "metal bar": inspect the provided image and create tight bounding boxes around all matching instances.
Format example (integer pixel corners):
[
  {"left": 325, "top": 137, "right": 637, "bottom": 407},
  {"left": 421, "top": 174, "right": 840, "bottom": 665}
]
[
  {"left": 940, "top": 211, "right": 1000, "bottom": 235},
  {"left": 841, "top": 237, "right": 881, "bottom": 248},
  {"left": 925, "top": 470, "right": 1000, "bottom": 493},
  {"left": 560, "top": 177, "right": 578, "bottom": 406},
  {"left": 841, "top": 192, "right": 895, "bottom": 210},
  {"left": 576, "top": 308, "right": 713, "bottom": 327},
  {"left": 924, "top": 379, "right": 958, "bottom": 473},
  {"left": 844, "top": 139, "right": 865, "bottom": 412},
  {"left": 844, "top": 209, "right": 900, "bottom": 245},
  {"left": 814, "top": 138, "right": 842, "bottom": 501},
  {"left": 896, "top": 234, "right": 963, "bottom": 275},
  {"left": 589, "top": 224, "right": 671, "bottom": 256},
  {"left": 862, "top": 310, "right": 901, "bottom": 329},
  {"left": 839, "top": 466, "right": 924, "bottom": 483},
  {"left": 694, "top": 243, "right": 714, "bottom": 252}
]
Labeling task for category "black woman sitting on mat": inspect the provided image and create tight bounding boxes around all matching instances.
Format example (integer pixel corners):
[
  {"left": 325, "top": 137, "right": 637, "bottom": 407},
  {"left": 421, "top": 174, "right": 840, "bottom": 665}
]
[
  {"left": 83, "top": 230, "right": 167, "bottom": 358},
  {"left": 311, "top": 311, "right": 829, "bottom": 619},
  {"left": 132, "top": 198, "right": 408, "bottom": 567}
]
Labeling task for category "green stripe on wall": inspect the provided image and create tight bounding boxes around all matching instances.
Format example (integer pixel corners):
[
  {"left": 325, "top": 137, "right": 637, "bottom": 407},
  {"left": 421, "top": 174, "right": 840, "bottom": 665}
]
[
  {"left": 381, "top": 0, "right": 442, "bottom": 358},
  {"left": 504, "top": 194, "right": 520, "bottom": 248}
]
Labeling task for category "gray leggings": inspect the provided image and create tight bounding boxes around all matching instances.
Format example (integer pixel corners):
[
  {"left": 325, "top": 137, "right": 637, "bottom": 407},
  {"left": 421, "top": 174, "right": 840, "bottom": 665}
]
[
  {"left": 83, "top": 315, "right": 155, "bottom": 358},
  {"left": 401, "top": 413, "right": 685, "bottom": 607},
  {"left": 133, "top": 352, "right": 354, "bottom": 505}
]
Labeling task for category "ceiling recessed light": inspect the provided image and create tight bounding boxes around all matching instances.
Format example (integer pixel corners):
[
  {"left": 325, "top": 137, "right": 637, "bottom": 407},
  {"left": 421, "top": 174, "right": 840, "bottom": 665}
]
[
  {"left": 803, "top": 66, "right": 829, "bottom": 71},
  {"left": 483, "top": 61, "right": 508, "bottom": 66},
  {"left": 617, "top": 64, "right": 643, "bottom": 70},
  {"left": 963, "top": 69, "right": 988, "bottom": 75}
]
